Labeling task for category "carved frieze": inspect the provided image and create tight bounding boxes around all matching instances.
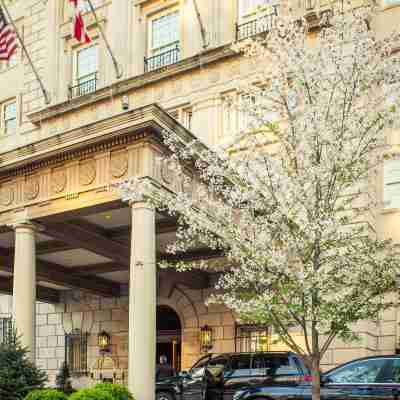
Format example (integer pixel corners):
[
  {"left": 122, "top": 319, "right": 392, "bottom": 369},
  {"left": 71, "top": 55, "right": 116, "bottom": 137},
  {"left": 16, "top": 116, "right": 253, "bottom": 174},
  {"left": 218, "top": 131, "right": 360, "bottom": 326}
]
[
  {"left": 25, "top": 177, "right": 40, "bottom": 201},
  {"left": 79, "top": 160, "right": 96, "bottom": 186},
  {"left": 0, "top": 186, "right": 14, "bottom": 207},
  {"left": 160, "top": 159, "right": 176, "bottom": 185},
  {"left": 51, "top": 168, "right": 67, "bottom": 194},
  {"left": 110, "top": 152, "right": 128, "bottom": 178}
]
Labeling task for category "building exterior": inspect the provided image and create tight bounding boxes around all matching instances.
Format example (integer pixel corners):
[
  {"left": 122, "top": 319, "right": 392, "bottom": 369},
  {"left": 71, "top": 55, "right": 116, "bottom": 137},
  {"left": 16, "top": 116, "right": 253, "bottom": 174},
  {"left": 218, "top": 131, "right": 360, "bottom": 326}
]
[{"left": 0, "top": 0, "right": 400, "bottom": 399}]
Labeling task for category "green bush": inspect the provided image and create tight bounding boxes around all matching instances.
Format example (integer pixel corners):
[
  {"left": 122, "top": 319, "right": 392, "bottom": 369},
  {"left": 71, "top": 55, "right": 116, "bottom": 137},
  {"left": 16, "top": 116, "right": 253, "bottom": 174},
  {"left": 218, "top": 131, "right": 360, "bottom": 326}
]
[
  {"left": 94, "top": 383, "right": 134, "bottom": 400},
  {"left": 69, "top": 388, "right": 114, "bottom": 400},
  {"left": 24, "top": 389, "right": 68, "bottom": 400},
  {"left": 0, "top": 328, "right": 47, "bottom": 400}
]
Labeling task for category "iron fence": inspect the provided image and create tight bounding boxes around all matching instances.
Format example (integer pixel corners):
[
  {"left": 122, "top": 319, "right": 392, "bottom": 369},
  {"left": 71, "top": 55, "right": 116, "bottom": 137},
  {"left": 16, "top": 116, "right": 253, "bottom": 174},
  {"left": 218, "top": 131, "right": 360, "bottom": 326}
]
[
  {"left": 144, "top": 46, "right": 180, "bottom": 73},
  {"left": 0, "top": 318, "right": 11, "bottom": 344},
  {"left": 235, "top": 324, "right": 271, "bottom": 353},
  {"left": 236, "top": 6, "right": 279, "bottom": 41},
  {"left": 65, "top": 330, "right": 89, "bottom": 376},
  {"left": 69, "top": 72, "right": 98, "bottom": 99}
]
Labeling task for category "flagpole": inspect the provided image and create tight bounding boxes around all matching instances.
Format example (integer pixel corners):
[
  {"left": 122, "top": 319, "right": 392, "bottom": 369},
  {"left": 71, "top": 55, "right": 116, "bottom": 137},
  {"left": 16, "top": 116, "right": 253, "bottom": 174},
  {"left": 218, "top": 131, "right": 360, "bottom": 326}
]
[
  {"left": 87, "top": 0, "right": 123, "bottom": 79},
  {"left": 0, "top": 0, "right": 51, "bottom": 105}
]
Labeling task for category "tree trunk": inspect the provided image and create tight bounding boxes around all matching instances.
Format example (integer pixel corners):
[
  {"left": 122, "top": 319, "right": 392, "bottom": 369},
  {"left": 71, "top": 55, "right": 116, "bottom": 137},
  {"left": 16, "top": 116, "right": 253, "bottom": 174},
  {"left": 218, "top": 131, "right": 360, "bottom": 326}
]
[{"left": 311, "top": 357, "right": 321, "bottom": 400}]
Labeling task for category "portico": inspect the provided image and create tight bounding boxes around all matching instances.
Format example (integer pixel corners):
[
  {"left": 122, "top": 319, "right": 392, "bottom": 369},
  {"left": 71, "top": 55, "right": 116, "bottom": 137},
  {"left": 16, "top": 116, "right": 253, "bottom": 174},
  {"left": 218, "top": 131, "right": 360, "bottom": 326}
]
[{"left": 0, "top": 104, "right": 228, "bottom": 399}]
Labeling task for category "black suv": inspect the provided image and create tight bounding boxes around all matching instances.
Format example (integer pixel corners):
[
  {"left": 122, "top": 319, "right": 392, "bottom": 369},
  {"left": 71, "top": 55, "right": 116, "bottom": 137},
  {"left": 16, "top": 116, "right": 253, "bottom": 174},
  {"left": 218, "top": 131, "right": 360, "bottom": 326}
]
[
  {"left": 156, "top": 351, "right": 310, "bottom": 400},
  {"left": 234, "top": 355, "right": 400, "bottom": 400}
]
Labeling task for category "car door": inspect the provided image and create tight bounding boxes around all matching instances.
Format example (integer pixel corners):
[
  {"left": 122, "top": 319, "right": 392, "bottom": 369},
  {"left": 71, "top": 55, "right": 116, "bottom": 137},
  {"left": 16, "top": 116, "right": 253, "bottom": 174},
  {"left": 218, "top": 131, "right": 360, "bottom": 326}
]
[
  {"left": 372, "top": 357, "right": 400, "bottom": 400},
  {"left": 223, "top": 354, "right": 252, "bottom": 400},
  {"left": 321, "top": 357, "right": 388, "bottom": 400},
  {"left": 181, "top": 355, "right": 211, "bottom": 400},
  {"left": 204, "top": 355, "right": 230, "bottom": 400}
]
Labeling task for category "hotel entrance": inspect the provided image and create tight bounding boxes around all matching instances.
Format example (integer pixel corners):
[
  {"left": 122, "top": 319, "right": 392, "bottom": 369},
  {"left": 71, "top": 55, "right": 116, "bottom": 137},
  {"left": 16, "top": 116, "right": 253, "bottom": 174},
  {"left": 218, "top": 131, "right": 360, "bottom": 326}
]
[{"left": 156, "top": 305, "right": 182, "bottom": 372}]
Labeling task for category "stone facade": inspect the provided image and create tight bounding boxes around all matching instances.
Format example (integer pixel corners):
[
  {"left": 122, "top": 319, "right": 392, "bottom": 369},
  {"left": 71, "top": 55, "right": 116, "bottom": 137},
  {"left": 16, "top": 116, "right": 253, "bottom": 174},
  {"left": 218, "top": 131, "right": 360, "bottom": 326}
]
[{"left": 0, "top": 0, "right": 400, "bottom": 394}]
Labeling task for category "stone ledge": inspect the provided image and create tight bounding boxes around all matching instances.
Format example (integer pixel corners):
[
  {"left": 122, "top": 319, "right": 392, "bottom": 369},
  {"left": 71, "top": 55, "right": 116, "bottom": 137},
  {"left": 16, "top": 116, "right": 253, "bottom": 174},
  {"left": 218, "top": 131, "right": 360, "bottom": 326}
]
[
  {"left": 0, "top": 104, "right": 197, "bottom": 178},
  {"left": 28, "top": 45, "right": 236, "bottom": 125}
]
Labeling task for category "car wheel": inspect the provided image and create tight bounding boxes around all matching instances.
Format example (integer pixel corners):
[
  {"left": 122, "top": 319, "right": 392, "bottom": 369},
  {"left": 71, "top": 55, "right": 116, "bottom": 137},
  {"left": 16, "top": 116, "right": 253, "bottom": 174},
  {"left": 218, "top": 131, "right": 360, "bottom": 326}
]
[{"left": 156, "top": 392, "right": 175, "bottom": 400}]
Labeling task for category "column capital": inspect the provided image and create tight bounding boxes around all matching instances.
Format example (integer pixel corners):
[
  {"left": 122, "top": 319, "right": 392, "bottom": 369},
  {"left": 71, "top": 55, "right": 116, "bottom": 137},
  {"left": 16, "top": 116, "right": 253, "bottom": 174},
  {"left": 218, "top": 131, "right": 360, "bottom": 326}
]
[
  {"left": 8, "top": 220, "right": 43, "bottom": 232},
  {"left": 129, "top": 200, "right": 154, "bottom": 211}
]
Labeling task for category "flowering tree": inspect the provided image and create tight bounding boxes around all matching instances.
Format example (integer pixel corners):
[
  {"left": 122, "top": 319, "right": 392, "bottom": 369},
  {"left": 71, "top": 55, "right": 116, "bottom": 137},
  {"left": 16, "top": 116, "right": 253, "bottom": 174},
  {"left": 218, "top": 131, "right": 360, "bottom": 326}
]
[{"left": 120, "top": 2, "right": 400, "bottom": 399}]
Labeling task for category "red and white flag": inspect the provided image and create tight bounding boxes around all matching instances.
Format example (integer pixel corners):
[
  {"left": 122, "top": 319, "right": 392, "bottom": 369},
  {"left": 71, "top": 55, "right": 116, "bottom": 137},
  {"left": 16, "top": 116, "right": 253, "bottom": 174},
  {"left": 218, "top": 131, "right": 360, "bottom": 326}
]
[
  {"left": 0, "top": 6, "right": 17, "bottom": 61},
  {"left": 69, "top": 0, "right": 91, "bottom": 44}
]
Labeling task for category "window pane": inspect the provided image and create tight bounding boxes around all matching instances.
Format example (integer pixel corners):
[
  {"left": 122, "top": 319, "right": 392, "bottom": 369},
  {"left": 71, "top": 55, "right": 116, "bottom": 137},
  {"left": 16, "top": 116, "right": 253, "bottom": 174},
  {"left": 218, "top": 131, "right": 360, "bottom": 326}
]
[
  {"left": 240, "top": 0, "right": 272, "bottom": 17},
  {"left": 4, "top": 102, "right": 16, "bottom": 120},
  {"left": 4, "top": 102, "right": 16, "bottom": 134},
  {"left": 151, "top": 11, "right": 179, "bottom": 52},
  {"left": 328, "top": 359, "right": 387, "bottom": 384},
  {"left": 79, "top": 0, "right": 101, "bottom": 13},
  {"left": 230, "top": 355, "right": 252, "bottom": 377},
  {"left": 385, "top": 359, "right": 400, "bottom": 383},
  {"left": 77, "top": 46, "right": 98, "bottom": 80}
]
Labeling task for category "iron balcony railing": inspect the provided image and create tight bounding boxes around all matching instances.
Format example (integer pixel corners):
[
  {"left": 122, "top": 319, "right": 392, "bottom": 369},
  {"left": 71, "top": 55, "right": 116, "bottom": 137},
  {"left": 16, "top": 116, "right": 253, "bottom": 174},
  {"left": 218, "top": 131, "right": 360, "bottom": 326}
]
[
  {"left": 236, "top": 5, "right": 279, "bottom": 41},
  {"left": 0, "top": 318, "right": 11, "bottom": 344},
  {"left": 144, "top": 45, "right": 180, "bottom": 73},
  {"left": 69, "top": 72, "right": 98, "bottom": 99}
]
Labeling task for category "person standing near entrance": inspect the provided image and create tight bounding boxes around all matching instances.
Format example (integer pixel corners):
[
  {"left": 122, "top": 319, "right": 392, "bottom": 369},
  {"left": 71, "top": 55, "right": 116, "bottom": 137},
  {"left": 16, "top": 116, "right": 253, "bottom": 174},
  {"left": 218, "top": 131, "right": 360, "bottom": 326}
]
[{"left": 156, "top": 355, "right": 176, "bottom": 380}]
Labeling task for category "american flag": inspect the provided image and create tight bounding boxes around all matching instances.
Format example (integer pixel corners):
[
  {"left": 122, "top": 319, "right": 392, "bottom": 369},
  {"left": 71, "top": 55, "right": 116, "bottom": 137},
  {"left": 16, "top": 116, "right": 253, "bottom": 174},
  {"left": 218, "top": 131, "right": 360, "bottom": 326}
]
[
  {"left": 0, "top": 6, "right": 17, "bottom": 61},
  {"left": 69, "top": 0, "right": 91, "bottom": 44}
]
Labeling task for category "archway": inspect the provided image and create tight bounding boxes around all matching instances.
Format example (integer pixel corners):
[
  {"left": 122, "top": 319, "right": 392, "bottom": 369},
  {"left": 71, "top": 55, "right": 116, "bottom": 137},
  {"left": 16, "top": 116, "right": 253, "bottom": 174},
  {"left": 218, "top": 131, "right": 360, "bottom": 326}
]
[{"left": 156, "top": 305, "right": 182, "bottom": 372}]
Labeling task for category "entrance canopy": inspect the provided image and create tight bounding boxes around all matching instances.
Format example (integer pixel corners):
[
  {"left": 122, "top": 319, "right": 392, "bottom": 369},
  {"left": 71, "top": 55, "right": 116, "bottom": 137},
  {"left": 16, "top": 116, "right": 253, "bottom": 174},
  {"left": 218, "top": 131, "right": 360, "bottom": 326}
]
[{"left": 0, "top": 104, "right": 222, "bottom": 303}]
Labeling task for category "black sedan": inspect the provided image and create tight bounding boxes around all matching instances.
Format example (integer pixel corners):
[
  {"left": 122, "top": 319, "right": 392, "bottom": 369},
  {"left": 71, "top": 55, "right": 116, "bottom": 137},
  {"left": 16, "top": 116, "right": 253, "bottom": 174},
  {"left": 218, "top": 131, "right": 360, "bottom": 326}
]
[{"left": 234, "top": 355, "right": 400, "bottom": 400}]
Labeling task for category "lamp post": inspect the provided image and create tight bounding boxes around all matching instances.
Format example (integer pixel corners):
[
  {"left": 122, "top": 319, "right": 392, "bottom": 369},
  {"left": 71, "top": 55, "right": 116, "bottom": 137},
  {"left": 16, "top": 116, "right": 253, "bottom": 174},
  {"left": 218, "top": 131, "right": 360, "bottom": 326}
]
[
  {"left": 200, "top": 325, "right": 213, "bottom": 353},
  {"left": 98, "top": 331, "right": 111, "bottom": 354}
]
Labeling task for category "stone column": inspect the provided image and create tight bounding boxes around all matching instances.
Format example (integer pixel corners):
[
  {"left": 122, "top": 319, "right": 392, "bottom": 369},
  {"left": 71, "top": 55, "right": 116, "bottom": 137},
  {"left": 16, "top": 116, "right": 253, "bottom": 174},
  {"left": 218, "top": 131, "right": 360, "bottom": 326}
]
[
  {"left": 128, "top": 203, "right": 156, "bottom": 400},
  {"left": 12, "top": 223, "right": 36, "bottom": 362}
]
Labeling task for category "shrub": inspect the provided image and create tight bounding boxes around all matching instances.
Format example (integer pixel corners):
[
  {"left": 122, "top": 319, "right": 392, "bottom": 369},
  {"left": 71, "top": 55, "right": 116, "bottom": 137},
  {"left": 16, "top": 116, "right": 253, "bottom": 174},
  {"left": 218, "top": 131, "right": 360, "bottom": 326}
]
[
  {"left": 69, "top": 388, "right": 114, "bottom": 400},
  {"left": 0, "top": 328, "right": 47, "bottom": 400},
  {"left": 94, "top": 383, "right": 134, "bottom": 400},
  {"left": 55, "top": 362, "right": 74, "bottom": 394},
  {"left": 24, "top": 389, "right": 68, "bottom": 400}
]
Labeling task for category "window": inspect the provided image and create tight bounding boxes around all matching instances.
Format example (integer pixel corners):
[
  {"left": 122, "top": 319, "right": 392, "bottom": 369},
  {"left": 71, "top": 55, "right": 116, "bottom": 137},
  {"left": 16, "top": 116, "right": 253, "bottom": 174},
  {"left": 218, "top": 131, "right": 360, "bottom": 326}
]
[
  {"left": 229, "top": 354, "right": 252, "bottom": 377},
  {"left": 65, "top": 330, "right": 88, "bottom": 376},
  {"left": 383, "top": 158, "right": 400, "bottom": 209},
  {"left": 70, "top": 45, "right": 98, "bottom": 98},
  {"left": 0, "top": 318, "right": 11, "bottom": 344},
  {"left": 235, "top": 324, "right": 270, "bottom": 353},
  {"left": 2, "top": 101, "right": 17, "bottom": 134},
  {"left": 78, "top": 0, "right": 102, "bottom": 13},
  {"left": 326, "top": 358, "right": 387, "bottom": 384},
  {"left": 239, "top": 0, "right": 273, "bottom": 19},
  {"left": 168, "top": 106, "right": 193, "bottom": 130},
  {"left": 146, "top": 9, "right": 180, "bottom": 72}
]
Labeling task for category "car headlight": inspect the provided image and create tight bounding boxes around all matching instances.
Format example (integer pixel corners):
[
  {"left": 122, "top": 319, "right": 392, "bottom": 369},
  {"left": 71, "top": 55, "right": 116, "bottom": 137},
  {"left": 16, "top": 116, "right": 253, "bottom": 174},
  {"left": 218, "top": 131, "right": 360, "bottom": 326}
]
[{"left": 233, "top": 390, "right": 246, "bottom": 400}]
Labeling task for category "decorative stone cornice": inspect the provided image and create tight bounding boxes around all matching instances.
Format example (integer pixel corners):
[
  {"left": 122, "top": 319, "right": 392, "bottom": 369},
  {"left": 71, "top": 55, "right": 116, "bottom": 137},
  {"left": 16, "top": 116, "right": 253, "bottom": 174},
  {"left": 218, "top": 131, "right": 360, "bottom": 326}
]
[
  {"left": 28, "top": 45, "right": 236, "bottom": 125},
  {"left": 0, "top": 104, "right": 197, "bottom": 179}
]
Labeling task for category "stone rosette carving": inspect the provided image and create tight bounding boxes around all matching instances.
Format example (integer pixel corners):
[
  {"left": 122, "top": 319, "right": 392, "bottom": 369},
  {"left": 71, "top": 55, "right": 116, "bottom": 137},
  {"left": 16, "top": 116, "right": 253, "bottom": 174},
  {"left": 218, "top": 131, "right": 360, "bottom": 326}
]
[
  {"left": 0, "top": 186, "right": 14, "bottom": 207},
  {"left": 79, "top": 160, "right": 96, "bottom": 186},
  {"left": 110, "top": 153, "right": 128, "bottom": 178},
  {"left": 51, "top": 169, "right": 67, "bottom": 194},
  {"left": 161, "top": 159, "right": 176, "bottom": 184},
  {"left": 25, "top": 177, "right": 40, "bottom": 201}
]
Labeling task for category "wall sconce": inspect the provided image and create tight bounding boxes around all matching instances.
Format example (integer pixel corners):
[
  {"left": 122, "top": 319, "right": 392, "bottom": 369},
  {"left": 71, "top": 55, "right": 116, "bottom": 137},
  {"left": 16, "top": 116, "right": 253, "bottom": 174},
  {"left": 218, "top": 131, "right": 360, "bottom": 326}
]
[
  {"left": 98, "top": 330, "right": 111, "bottom": 353},
  {"left": 200, "top": 325, "right": 213, "bottom": 353}
]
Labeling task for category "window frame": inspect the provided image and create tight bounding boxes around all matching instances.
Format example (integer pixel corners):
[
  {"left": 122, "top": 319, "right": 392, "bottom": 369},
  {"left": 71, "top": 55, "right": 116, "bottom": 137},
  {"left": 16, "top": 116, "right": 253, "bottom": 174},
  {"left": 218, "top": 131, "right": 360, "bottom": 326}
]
[
  {"left": 1, "top": 100, "right": 17, "bottom": 135},
  {"left": 74, "top": 43, "right": 99, "bottom": 85},
  {"left": 235, "top": 324, "right": 271, "bottom": 353},
  {"left": 325, "top": 358, "right": 389, "bottom": 385},
  {"left": 0, "top": 318, "right": 11, "bottom": 344},
  {"left": 238, "top": 0, "right": 275, "bottom": 21},
  {"left": 147, "top": 5, "right": 181, "bottom": 58},
  {"left": 65, "top": 330, "right": 89, "bottom": 377}
]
